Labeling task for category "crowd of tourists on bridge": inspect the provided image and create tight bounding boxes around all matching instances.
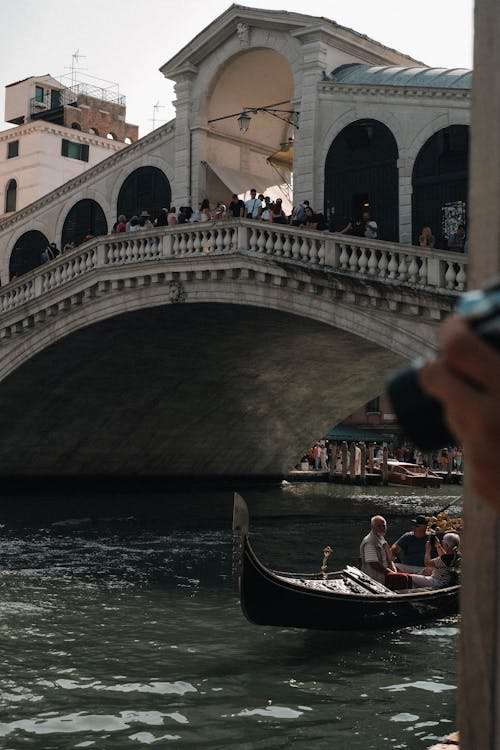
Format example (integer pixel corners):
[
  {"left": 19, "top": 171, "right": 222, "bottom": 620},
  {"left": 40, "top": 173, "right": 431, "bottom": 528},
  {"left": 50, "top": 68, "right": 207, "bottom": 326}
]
[
  {"left": 106, "top": 191, "right": 329, "bottom": 234},
  {"left": 35, "top": 189, "right": 467, "bottom": 272},
  {"left": 107, "top": 194, "right": 467, "bottom": 252}
]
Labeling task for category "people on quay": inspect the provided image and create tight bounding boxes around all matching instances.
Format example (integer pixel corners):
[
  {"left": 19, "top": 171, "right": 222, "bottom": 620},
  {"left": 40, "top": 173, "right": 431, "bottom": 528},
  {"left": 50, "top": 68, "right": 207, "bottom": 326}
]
[
  {"left": 228, "top": 194, "right": 244, "bottom": 218},
  {"left": 420, "top": 313, "right": 500, "bottom": 512},
  {"left": 312, "top": 442, "right": 321, "bottom": 470},
  {"left": 360, "top": 515, "right": 397, "bottom": 584},
  {"left": 447, "top": 224, "right": 466, "bottom": 252},
  {"left": 453, "top": 448, "right": 463, "bottom": 472},
  {"left": 410, "top": 533, "right": 461, "bottom": 588},
  {"left": 391, "top": 515, "right": 437, "bottom": 574},
  {"left": 320, "top": 441, "right": 328, "bottom": 471},
  {"left": 245, "top": 189, "right": 262, "bottom": 219},
  {"left": 419, "top": 226, "right": 435, "bottom": 248}
]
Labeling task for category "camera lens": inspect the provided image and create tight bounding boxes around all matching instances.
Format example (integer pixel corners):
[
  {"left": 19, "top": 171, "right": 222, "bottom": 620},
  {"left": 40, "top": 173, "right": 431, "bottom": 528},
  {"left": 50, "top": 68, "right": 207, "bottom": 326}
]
[{"left": 386, "top": 362, "right": 455, "bottom": 450}]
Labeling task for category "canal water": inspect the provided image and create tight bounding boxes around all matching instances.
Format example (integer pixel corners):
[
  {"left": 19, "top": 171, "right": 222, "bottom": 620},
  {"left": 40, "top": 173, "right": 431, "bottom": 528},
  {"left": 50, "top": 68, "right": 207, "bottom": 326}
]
[{"left": 0, "top": 483, "right": 462, "bottom": 749}]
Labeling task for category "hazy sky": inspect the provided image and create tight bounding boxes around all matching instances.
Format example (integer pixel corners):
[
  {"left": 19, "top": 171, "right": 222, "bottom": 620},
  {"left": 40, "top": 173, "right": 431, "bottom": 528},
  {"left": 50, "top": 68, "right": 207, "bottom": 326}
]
[{"left": 0, "top": 0, "right": 474, "bottom": 138}]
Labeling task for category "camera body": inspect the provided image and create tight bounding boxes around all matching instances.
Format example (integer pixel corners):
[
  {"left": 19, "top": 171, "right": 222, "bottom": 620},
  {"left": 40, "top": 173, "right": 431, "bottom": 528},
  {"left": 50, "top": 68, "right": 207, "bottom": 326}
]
[{"left": 387, "top": 281, "right": 500, "bottom": 450}]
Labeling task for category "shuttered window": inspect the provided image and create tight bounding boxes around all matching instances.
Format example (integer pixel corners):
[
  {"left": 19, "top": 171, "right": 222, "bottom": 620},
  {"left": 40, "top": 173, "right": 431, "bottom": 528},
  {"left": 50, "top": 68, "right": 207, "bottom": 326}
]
[
  {"left": 61, "top": 138, "right": 89, "bottom": 162},
  {"left": 7, "top": 141, "right": 19, "bottom": 158}
]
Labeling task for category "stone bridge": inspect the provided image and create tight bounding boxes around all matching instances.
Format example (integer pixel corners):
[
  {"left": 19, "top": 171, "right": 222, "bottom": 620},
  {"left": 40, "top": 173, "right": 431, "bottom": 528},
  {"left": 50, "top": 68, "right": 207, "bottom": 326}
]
[{"left": 0, "top": 220, "right": 467, "bottom": 479}]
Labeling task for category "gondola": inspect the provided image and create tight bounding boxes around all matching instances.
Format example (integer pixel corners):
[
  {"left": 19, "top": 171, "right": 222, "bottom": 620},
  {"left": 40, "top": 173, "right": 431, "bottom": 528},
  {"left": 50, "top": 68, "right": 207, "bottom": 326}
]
[{"left": 232, "top": 494, "right": 459, "bottom": 631}]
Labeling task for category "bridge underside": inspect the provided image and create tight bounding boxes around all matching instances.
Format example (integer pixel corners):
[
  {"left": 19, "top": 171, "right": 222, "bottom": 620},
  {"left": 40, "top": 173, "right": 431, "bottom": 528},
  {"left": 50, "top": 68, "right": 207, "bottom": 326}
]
[{"left": 0, "top": 303, "right": 406, "bottom": 480}]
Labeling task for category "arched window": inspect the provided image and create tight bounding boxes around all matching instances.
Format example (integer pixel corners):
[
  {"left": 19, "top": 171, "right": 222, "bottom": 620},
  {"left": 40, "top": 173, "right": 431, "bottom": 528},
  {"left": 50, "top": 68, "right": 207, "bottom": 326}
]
[
  {"left": 71, "top": 122, "right": 82, "bottom": 130},
  {"left": 89, "top": 127, "right": 99, "bottom": 136},
  {"left": 117, "top": 166, "right": 172, "bottom": 225},
  {"left": 412, "top": 125, "right": 469, "bottom": 248},
  {"left": 61, "top": 199, "right": 108, "bottom": 248},
  {"left": 106, "top": 132, "right": 116, "bottom": 140},
  {"left": 124, "top": 137, "right": 133, "bottom": 145},
  {"left": 5, "top": 179, "right": 17, "bottom": 213},
  {"left": 324, "top": 119, "right": 399, "bottom": 241},
  {"left": 9, "top": 230, "right": 49, "bottom": 279}
]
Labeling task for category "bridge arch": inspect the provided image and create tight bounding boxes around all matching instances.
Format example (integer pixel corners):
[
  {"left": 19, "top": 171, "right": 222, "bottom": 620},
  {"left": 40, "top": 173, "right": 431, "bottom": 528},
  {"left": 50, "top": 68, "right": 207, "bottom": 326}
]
[
  {"left": 61, "top": 199, "right": 108, "bottom": 248},
  {"left": 186, "top": 32, "right": 300, "bottom": 206},
  {"left": 1, "top": 253, "right": 439, "bottom": 386},
  {"left": 9, "top": 229, "right": 49, "bottom": 280},
  {"left": 411, "top": 124, "right": 469, "bottom": 248},
  {"left": 324, "top": 119, "right": 399, "bottom": 240},
  {"left": 116, "top": 166, "right": 172, "bottom": 225}
]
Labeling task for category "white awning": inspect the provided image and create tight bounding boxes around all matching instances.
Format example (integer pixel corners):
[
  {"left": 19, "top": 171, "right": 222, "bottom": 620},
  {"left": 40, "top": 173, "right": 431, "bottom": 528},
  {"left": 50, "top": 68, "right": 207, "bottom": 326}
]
[
  {"left": 204, "top": 160, "right": 292, "bottom": 213},
  {"left": 204, "top": 161, "right": 265, "bottom": 197}
]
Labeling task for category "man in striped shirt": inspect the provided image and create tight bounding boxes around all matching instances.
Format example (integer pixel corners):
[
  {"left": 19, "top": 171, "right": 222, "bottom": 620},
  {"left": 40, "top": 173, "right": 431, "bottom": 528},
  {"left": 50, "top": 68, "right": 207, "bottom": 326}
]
[{"left": 360, "top": 516, "right": 397, "bottom": 584}]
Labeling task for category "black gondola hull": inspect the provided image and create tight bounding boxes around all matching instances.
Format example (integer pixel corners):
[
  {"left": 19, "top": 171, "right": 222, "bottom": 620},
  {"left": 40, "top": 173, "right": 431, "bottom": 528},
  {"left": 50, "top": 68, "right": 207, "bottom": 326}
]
[
  {"left": 240, "top": 541, "right": 459, "bottom": 631},
  {"left": 233, "top": 494, "right": 459, "bottom": 631}
]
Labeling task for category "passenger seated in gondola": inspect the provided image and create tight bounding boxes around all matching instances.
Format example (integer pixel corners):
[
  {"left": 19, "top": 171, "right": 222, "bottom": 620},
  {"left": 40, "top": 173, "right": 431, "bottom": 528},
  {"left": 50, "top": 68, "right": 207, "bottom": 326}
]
[
  {"left": 410, "top": 533, "right": 461, "bottom": 588},
  {"left": 360, "top": 516, "right": 413, "bottom": 591},
  {"left": 391, "top": 515, "right": 439, "bottom": 574}
]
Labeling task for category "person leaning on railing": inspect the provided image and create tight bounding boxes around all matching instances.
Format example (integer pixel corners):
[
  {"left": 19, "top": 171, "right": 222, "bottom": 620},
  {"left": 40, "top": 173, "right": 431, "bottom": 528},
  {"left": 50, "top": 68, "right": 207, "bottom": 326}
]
[{"left": 420, "top": 315, "right": 500, "bottom": 512}]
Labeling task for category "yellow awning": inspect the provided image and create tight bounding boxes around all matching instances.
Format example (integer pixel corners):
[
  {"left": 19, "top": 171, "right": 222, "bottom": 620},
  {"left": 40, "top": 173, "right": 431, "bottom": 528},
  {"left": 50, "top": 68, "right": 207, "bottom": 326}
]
[{"left": 266, "top": 143, "right": 293, "bottom": 170}]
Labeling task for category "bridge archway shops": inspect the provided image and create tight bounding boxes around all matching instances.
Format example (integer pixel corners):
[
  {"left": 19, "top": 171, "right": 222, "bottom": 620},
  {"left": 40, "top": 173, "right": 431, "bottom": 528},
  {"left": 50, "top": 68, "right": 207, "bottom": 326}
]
[
  {"left": 117, "top": 166, "right": 172, "bottom": 225},
  {"left": 412, "top": 124, "right": 469, "bottom": 248},
  {"left": 61, "top": 199, "right": 108, "bottom": 248},
  {"left": 324, "top": 119, "right": 399, "bottom": 241},
  {"left": 9, "top": 229, "right": 49, "bottom": 280}
]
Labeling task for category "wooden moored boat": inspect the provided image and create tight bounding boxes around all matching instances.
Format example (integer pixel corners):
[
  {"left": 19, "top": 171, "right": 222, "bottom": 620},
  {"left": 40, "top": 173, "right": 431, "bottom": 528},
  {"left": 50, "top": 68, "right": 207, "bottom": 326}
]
[
  {"left": 375, "top": 460, "right": 443, "bottom": 488},
  {"left": 232, "top": 494, "right": 459, "bottom": 631}
]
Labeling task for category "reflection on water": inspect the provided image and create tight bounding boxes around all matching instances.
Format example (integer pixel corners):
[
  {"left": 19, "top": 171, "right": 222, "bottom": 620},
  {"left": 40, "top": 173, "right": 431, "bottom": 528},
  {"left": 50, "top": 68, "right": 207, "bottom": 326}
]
[{"left": 0, "top": 483, "right": 461, "bottom": 749}]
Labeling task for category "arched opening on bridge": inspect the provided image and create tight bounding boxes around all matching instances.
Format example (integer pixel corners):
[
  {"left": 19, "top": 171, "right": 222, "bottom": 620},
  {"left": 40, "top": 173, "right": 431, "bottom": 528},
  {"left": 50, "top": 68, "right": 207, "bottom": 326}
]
[
  {"left": 412, "top": 124, "right": 469, "bottom": 249},
  {"left": 9, "top": 230, "right": 49, "bottom": 280},
  {"left": 324, "top": 119, "right": 399, "bottom": 241},
  {"left": 204, "top": 48, "right": 295, "bottom": 210},
  {"left": 117, "top": 167, "right": 172, "bottom": 226},
  {"left": 61, "top": 199, "right": 108, "bottom": 248}
]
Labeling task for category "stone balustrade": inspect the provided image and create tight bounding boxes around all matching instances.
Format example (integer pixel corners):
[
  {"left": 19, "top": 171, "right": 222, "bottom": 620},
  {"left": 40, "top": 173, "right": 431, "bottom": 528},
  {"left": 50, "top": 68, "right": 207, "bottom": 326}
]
[{"left": 0, "top": 219, "right": 468, "bottom": 318}]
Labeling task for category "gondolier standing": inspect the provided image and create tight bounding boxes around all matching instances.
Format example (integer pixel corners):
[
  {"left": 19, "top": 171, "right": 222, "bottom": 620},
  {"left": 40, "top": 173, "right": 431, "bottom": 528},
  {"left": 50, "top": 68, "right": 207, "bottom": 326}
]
[{"left": 360, "top": 516, "right": 397, "bottom": 584}]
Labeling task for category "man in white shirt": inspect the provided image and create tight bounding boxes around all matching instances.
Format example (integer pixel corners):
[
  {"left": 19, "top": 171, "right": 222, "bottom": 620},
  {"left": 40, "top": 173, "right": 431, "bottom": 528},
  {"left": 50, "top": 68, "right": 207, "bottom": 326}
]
[
  {"left": 360, "top": 515, "right": 397, "bottom": 584},
  {"left": 244, "top": 189, "right": 262, "bottom": 219}
]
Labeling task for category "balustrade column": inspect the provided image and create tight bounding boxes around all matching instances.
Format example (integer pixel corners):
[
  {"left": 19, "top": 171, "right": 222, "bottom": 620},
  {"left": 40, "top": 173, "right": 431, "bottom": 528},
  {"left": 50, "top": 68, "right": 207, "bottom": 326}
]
[{"left": 237, "top": 223, "right": 250, "bottom": 252}]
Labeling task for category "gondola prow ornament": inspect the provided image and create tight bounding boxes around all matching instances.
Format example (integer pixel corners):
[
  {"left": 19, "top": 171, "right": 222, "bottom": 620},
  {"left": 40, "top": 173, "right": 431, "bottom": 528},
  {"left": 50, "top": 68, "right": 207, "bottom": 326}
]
[{"left": 321, "top": 546, "right": 333, "bottom": 579}]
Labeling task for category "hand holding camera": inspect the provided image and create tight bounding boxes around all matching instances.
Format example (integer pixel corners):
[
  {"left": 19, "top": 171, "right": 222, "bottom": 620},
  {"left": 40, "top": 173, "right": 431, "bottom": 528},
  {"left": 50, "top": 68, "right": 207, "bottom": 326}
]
[
  {"left": 387, "top": 284, "right": 500, "bottom": 512},
  {"left": 387, "top": 281, "right": 500, "bottom": 451}
]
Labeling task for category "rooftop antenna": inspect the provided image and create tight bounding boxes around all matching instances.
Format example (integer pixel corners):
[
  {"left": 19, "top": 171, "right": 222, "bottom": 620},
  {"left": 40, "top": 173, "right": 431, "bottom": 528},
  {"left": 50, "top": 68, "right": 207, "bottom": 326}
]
[
  {"left": 150, "top": 101, "right": 166, "bottom": 130},
  {"left": 65, "top": 50, "right": 87, "bottom": 88}
]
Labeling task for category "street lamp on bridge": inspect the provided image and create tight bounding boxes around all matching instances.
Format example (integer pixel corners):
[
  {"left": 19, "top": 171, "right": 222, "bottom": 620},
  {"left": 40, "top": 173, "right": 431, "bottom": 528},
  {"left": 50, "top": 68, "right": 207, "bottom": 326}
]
[{"left": 208, "top": 100, "right": 299, "bottom": 133}]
